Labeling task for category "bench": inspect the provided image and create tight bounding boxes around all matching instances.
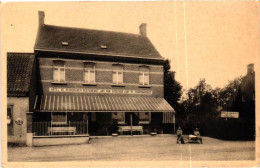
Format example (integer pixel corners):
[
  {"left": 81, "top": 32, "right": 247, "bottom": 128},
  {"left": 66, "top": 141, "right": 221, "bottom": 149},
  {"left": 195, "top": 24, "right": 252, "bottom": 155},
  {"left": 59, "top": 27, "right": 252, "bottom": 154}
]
[
  {"left": 47, "top": 127, "right": 76, "bottom": 135},
  {"left": 118, "top": 126, "right": 143, "bottom": 135}
]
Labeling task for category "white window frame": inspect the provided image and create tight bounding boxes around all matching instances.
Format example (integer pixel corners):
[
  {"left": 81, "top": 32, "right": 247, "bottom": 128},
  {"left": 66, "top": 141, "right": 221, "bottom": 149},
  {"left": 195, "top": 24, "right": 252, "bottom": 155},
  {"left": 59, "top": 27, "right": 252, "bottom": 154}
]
[
  {"left": 139, "top": 66, "right": 149, "bottom": 85},
  {"left": 112, "top": 64, "right": 123, "bottom": 84},
  {"left": 84, "top": 62, "right": 96, "bottom": 84},
  {"left": 53, "top": 60, "right": 65, "bottom": 82}
]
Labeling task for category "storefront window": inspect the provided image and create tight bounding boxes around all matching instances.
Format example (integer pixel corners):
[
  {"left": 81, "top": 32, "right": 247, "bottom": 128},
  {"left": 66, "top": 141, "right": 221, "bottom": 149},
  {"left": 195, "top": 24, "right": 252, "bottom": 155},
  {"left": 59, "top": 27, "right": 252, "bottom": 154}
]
[
  {"left": 112, "top": 112, "right": 125, "bottom": 124},
  {"left": 139, "top": 66, "right": 149, "bottom": 85},
  {"left": 84, "top": 62, "right": 95, "bottom": 83},
  {"left": 7, "top": 105, "right": 13, "bottom": 135},
  {"left": 139, "top": 112, "right": 150, "bottom": 124},
  {"left": 112, "top": 64, "right": 123, "bottom": 84},
  {"left": 52, "top": 112, "right": 67, "bottom": 125},
  {"left": 53, "top": 60, "right": 65, "bottom": 82}
]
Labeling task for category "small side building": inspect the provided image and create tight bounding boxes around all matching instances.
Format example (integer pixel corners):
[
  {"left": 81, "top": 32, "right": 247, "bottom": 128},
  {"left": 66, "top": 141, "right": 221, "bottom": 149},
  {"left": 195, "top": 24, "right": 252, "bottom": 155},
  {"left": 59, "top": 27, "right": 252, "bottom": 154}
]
[{"left": 7, "top": 53, "right": 36, "bottom": 146}]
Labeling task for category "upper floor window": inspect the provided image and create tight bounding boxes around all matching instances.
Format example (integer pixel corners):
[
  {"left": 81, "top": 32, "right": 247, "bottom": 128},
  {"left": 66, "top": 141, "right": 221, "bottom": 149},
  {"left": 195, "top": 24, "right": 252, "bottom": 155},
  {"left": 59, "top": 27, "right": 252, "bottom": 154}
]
[
  {"left": 84, "top": 62, "right": 95, "bottom": 84},
  {"left": 112, "top": 64, "right": 123, "bottom": 84},
  {"left": 139, "top": 66, "right": 149, "bottom": 85},
  {"left": 53, "top": 60, "right": 65, "bottom": 82}
]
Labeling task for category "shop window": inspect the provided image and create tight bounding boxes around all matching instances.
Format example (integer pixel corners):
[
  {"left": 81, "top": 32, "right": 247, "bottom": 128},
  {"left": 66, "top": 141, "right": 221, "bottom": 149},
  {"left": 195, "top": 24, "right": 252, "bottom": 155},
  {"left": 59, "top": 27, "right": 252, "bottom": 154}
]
[
  {"left": 112, "top": 64, "right": 123, "bottom": 84},
  {"left": 7, "top": 105, "right": 13, "bottom": 135},
  {"left": 52, "top": 112, "right": 67, "bottom": 125},
  {"left": 84, "top": 62, "right": 95, "bottom": 84},
  {"left": 139, "top": 66, "right": 149, "bottom": 85},
  {"left": 139, "top": 112, "right": 151, "bottom": 124},
  {"left": 53, "top": 60, "right": 65, "bottom": 82},
  {"left": 242, "top": 95, "right": 245, "bottom": 102},
  {"left": 92, "top": 112, "right": 96, "bottom": 122},
  {"left": 112, "top": 112, "right": 125, "bottom": 124}
]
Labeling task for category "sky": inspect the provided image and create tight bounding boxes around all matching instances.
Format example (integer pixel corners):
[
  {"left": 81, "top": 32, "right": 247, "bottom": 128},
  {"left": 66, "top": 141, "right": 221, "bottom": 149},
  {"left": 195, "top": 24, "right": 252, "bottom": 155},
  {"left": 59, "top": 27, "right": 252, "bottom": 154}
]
[{"left": 1, "top": 1, "right": 259, "bottom": 90}]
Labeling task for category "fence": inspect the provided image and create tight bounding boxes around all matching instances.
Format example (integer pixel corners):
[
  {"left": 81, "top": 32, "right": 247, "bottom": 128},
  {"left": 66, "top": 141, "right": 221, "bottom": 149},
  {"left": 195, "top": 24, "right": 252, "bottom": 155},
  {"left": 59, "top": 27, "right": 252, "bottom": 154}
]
[{"left": 33, "top": 121, "right": 88, "bottom": 136}]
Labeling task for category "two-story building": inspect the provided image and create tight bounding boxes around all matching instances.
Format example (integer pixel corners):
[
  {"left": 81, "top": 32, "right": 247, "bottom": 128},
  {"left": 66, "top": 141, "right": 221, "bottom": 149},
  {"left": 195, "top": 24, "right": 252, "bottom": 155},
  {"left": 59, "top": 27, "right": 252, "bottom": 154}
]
[{"left": 8, "top": 11, "right": 175, "bottom": 146}]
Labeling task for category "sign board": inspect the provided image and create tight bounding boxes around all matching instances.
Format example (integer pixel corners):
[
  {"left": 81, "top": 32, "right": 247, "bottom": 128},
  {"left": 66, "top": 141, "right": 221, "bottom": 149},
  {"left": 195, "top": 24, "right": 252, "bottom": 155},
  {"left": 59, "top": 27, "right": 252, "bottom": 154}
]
[
  {"left": 49, "top": 87, "right": 153, "bottom": 95},
  {"left": 221, "top": 111, "right": 239, "bottom": 118}
]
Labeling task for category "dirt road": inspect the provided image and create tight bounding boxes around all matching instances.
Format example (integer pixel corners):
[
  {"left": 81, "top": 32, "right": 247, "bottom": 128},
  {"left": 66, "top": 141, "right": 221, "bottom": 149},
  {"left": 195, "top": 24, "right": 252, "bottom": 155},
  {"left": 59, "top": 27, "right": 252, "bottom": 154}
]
[{"left": 8, "top": 135, "right": 255, "bottom": 161}]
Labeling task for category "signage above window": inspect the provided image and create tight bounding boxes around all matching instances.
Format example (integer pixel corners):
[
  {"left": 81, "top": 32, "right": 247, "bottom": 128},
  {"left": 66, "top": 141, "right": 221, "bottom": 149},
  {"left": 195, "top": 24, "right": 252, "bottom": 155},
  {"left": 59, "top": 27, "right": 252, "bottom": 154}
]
[{"left": 49, "top": 87, "right": 153, "bottom": 95}]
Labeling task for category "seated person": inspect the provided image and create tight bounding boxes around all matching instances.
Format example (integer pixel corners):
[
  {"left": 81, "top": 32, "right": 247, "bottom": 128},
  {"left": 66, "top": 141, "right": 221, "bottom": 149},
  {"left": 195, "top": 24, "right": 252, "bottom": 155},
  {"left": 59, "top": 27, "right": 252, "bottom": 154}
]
[
  {"left": 194, "top": 128, "right": 203, "bottom": 144},
  {"left": 176, "top": 126, "right": 184, "bottom": 144}
]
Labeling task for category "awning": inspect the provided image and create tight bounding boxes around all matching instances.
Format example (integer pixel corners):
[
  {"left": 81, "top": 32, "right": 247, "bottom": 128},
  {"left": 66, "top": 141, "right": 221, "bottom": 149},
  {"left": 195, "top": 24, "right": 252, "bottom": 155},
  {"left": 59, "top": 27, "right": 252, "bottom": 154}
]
[{"left": 35, "top": 95, "right": 175, "bottom": 113}]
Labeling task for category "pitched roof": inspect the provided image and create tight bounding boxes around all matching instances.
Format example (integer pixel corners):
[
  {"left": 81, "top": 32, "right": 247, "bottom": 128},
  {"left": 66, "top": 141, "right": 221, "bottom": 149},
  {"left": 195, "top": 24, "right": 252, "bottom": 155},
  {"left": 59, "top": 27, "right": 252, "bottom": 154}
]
[
  {"left": 7, "top": 53, "right": 35, "bottom": 97},
  {"left": 34, "top": 25, "right": 163, "bottom": 59}
]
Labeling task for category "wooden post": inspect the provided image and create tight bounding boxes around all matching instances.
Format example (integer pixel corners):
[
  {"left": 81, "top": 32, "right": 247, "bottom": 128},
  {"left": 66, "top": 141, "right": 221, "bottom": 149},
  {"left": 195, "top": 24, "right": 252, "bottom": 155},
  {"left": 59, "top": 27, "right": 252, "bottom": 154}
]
[{"left": 130, "top": 113, "right": 133, "bottom": 136}]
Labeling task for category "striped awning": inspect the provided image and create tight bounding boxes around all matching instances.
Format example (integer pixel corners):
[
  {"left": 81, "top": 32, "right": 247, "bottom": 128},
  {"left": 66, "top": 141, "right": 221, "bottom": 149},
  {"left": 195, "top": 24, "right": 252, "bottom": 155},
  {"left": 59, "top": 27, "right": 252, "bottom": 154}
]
[{"left": 35, "top": 95, "right": 175, "bottom": 112}]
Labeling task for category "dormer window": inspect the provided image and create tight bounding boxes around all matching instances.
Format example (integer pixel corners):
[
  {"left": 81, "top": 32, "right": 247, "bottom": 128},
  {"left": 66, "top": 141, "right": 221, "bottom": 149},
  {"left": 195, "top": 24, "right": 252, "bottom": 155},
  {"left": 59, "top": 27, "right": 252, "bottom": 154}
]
[
  {"left": 112, "top": 64, "right": 123, "bottom": 84},
  {"left": 53, "top": 60, "right": 65, "bottom": 82},
  {"left": 101, "top": 45, "right": 107, "bottom": 49},
  {"left": 84, "top": 62, "right": 95, "bottom": 84},
  {"left": 61, "top": 42, "right": 69, "bottom": 46},
  {"left": 139, "top": 66, "right": 149, "bottom": 85}
]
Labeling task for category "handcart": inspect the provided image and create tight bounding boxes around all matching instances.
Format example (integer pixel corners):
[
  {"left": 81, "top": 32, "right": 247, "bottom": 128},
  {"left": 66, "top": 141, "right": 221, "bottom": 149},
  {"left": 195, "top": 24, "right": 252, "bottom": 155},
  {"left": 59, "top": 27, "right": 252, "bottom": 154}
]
[{"left": 187, "top": 134, "right": 202, "bottom": 144}]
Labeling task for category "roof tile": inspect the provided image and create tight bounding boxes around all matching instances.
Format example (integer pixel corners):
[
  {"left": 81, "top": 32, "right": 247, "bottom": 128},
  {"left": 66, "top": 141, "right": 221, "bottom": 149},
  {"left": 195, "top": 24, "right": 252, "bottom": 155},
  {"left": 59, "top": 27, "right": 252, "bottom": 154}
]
[
  {"left": 7, "top": 53, "right": 35, "bottom": 97},
  {"left": 35, "top": 25, "right": 162, "bottom": 59}
]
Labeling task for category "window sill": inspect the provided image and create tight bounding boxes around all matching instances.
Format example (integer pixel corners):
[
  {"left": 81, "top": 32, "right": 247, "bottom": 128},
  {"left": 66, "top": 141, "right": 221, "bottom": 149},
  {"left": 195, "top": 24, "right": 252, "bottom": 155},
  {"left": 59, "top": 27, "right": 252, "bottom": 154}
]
[
  {"left": 138, "top": 85, "right": 151, "bottom": 88},
  {"left": 118, "top": 122, "right": 126, "bottom": 125},
  {"left": 82, "top": 83, "right": 97, "bottom": 86},
  {"left": 112, "top": 84, "right": 125, "bottom": 87},
  {"left": 138, "top": 121, "right": 150, "bottom": 125},
  {"left": 52, "top": 82, "right": 67, "bottom": 85}
]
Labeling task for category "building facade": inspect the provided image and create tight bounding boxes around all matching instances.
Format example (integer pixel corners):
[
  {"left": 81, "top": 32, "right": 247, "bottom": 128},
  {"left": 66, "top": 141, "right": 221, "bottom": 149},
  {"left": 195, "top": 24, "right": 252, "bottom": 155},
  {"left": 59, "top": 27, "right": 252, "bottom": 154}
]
[{"left": 7, "top": 11, "right": 175, "bottom": 146}]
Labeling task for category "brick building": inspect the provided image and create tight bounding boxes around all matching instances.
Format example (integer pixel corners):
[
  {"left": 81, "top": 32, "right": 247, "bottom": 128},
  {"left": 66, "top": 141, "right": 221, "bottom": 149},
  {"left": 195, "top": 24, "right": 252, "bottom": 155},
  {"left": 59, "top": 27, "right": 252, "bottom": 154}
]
[
  {"left": 7, "top": 53, "right": 36, "bottom": 146},
  {"left": 7, "top": 11, "right": 175, "bottom": 146}
]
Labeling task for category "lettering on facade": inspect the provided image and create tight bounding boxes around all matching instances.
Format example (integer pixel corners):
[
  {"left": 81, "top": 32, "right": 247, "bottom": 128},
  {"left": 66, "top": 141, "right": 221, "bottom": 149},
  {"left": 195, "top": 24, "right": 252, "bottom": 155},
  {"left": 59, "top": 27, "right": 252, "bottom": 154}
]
[{"left": 49, "top": 87, "right": 153, "bottom": 95}]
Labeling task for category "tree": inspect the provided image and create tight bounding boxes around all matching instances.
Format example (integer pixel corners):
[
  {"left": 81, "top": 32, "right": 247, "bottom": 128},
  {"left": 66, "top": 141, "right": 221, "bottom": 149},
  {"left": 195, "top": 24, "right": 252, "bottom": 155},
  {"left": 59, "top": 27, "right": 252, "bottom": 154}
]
[
  {"left": 217, "top": 77, "right": 243, "bottom": 108},
  {"left": 163, "top": 59, "right": 182, "bottom": 111},
  {"left": 178, "top": 79, "right": 219, "bottom": 134}
]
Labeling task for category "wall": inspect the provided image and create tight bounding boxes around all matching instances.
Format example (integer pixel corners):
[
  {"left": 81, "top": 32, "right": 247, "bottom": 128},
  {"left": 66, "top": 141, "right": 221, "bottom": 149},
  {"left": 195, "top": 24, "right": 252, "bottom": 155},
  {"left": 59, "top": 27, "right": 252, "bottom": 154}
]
[
  {"left": 38, "top": 57, "right": 164, "bottom": 98},
  {"left": 7, "top": 97, "right": 29, "bottom": 145}
]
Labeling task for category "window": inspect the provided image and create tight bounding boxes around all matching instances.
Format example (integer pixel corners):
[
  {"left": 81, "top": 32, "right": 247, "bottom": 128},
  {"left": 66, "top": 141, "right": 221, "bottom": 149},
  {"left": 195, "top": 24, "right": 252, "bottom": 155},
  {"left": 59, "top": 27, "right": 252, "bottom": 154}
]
[
  {"left": 7, "top": 105, "right": 13, "bottom": 135},
  {"left": 84, "top": 62, "right": 95, "bottom": 84},
  {"left": 139, "top": 112, "right": 151, "bottom": 124},
  {"left": 112, "top": 64, "right": 123, "bottom": 84},
  {"left": 53, "top": 61, "right": 65, "bottom": 82},
  {"left": 112, "top": 112, "right": 125, "bottom": 124},
  {"left": 139, "top": 66, "right": 149, "bottom": 85},
  {"left": 52, "top": 112, "right": 67, "bottom": 125}
]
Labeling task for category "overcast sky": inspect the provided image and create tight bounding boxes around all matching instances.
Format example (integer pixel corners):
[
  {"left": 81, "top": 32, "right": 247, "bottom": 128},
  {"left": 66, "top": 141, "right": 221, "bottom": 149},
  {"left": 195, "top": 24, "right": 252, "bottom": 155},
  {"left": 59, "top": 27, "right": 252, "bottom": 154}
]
[{"left": 2, "top": 1, "right": 259, "bottom": 90}]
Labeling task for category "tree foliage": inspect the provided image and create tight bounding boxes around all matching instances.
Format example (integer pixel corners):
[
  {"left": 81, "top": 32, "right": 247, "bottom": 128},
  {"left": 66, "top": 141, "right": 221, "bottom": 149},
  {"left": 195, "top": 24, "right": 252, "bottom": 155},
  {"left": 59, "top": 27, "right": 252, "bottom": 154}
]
[
  {"left": 163, "top": 59, "right": 182, "bottom": 110},
  {"left": 177, "top": 76, "right": 254, "bottom": 140}
]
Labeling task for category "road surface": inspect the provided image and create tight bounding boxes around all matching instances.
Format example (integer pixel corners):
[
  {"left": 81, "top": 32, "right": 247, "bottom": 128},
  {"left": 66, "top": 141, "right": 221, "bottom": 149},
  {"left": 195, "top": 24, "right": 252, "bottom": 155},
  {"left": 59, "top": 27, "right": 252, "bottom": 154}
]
[{"left": 8, "top": 135, "right": 255, "bottom": 161}]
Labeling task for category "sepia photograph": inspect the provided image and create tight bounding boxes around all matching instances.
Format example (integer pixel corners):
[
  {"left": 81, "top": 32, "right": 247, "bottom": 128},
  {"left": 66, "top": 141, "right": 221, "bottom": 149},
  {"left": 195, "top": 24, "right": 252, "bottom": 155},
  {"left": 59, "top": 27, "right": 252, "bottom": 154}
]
[{"left": 1, "top": 1, "right": 259, "bottom": 167}]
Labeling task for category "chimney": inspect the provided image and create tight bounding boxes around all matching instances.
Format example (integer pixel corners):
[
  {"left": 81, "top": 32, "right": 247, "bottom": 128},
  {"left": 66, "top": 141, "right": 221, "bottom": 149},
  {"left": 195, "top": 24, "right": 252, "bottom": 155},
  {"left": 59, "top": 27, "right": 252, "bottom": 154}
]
[
  {"left": 38, "top": 11, "right": 45, "bottom": 26},
  {"left": 139, "top": 23, "right": 147, "bottom": 36},
  {"left": 247, "top": 64, "right": 254, "bottom": 74}
]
